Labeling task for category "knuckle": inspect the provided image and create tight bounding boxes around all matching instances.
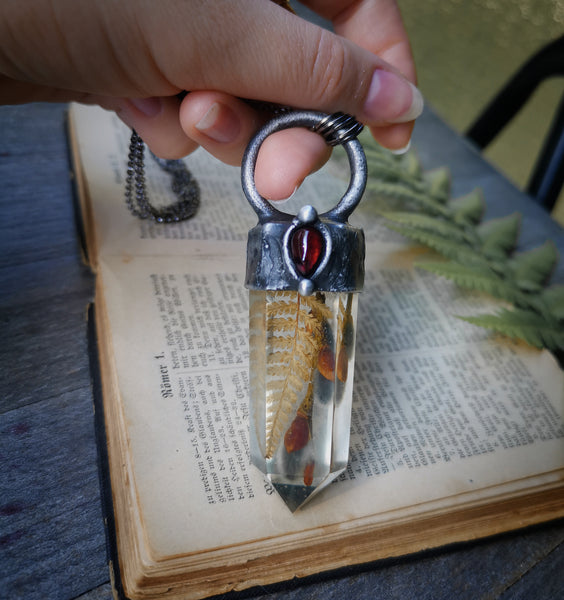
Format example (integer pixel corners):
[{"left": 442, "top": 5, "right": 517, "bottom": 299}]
[{"left": 307, "top": 29, "right": 350, "bottom": 107}]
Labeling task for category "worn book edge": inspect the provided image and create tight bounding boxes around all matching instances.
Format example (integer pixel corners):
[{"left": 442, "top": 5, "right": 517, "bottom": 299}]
[
  {"left": 67, "top": 108, "right": 99, "bottom": 271},
  {"left": 88, "top": 302, "right": 129, "bottom": 600}
]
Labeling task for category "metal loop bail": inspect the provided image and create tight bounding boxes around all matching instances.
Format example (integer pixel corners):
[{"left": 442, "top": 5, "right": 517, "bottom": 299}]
[{"left": 241, "top": 110, "right": 367, "bottom": 223}]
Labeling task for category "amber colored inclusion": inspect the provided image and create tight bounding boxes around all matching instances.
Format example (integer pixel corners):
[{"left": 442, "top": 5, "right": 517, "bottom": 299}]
[
  {"left": 290, "top": 226, "right": 324, "bottom": 277},
  {"left": 284, "top": 411, "right": 310, "bottom": 453}
]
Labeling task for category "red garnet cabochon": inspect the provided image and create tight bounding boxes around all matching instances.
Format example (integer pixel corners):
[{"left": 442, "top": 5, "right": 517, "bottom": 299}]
[{"left": 290, "top": 226, "right": 324, "bottom": 276}]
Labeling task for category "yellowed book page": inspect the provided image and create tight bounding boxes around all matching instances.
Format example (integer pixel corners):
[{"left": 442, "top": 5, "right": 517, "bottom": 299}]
[{"left": 98, "top": 250, "right": 564, "bottom": 560}]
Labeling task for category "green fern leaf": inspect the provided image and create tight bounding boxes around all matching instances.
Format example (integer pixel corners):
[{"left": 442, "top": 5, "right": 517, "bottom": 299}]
[
  {"left": 416, "top": 260, "right": 530, "bottom": 305},
  {"left": 401, "top": 151, "right": 423, "bottom": 178},
  {"left": 365, "top": 160, "right": 418, "bottom": 187},
  {"left": 448, "top": 189, "right": 485, "bottom": 225},
  {"left": 509, "top": 240, "right": 559, "bottom": 288},
  {"left": 515, "top": 281, "right": 544, "bottom": 293},
  {"left": 381, "top": 211, "right": 469, "bottom": 243},
  {"left": 542, "top": 284, "right": 564, "bottom": 320},
  {"left": 366, "top": 180, "right": 450, "bottom": 216},
  {"left": 424, "top": 167, "right": 451, "bottom": 203},
  {"left": 476, "top": 213, "right": 521, "bottom": 258},
  {"left": 387, "top": 225, "right": 491, "bottom": 267},
  {"left": 363, "top": 143, "right": 395, "bottom": 162},
  {"left": 362, "top": 138, "right": 563, "bottom": 353},
  {"left": 363, "top": 144, "right": 405, "bottom": 172},
  {"left": 459, "top": 308, "right": 564, "bottom": 350}
]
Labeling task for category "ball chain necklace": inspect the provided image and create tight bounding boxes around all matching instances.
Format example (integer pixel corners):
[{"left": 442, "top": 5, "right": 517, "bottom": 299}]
[{"left": 124, "top": 130, "right": 200, "bottom": 223}]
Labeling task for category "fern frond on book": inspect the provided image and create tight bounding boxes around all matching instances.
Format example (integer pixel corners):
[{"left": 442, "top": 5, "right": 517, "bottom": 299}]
[
  {"left": 356, "top": 133, "right": 564, "bottom": 362},
  {"left": 264, "top": 291, "right": 331, "bottom": 458}
]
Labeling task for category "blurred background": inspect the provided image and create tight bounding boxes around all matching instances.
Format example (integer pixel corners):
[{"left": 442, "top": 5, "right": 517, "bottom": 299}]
[
  {"left": 295, "top": 0, "right": 564, "bottom": 225},
  {"left": 397, "top": 0, "right": 564, "bottom": 225}
]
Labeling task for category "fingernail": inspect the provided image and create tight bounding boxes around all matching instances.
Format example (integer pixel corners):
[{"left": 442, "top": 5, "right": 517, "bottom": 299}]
[
  {"left": 364, "top": 69, "right": 423, "bottom": 124},
  {"left": 389, "top": 139, "right": 412, "bottom": 155},
  {"left": 274, "top": 185, "right": 300, "bottom": 203},
  {"left": 195, "top": 102, "right": 240, "bottom": 144},
  {"left": 129, "top": 97, "right": 163, "bottom": 117}
]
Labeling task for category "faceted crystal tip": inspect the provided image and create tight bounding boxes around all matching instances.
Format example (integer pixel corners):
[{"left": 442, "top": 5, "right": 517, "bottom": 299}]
[
  {"left": 272, "top": 482, "right": 316, "bottom": 512},
  {"left": 271, "top": 465, "right": 346, "bottom": 512}
]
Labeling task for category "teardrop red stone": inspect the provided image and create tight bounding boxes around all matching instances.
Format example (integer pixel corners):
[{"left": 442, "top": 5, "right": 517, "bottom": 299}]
[{"left": 290, "top": 226, "right": 324, "bottom": 276}]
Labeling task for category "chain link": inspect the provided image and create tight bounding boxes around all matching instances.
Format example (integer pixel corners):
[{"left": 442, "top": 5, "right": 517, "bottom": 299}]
[{"left": 125, "top": 131, "right": 200, "bottom": 223}]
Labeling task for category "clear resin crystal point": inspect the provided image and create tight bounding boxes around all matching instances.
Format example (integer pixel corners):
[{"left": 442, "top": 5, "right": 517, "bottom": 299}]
[
  {"left": 242, "top": 111, "right": 367, "bottom": 511},
  {"left": 249, "top": 289, "right": 358, "bottom": 511}
]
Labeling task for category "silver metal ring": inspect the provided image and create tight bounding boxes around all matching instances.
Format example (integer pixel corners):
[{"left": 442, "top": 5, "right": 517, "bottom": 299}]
[{"left": 241, "top": 110, "right": 367, "bottom": 224}]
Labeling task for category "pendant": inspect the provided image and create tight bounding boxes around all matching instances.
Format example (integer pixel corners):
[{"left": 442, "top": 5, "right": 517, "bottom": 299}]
[{"left": 242, "top": 111, "right": 367, "bottom": 511}]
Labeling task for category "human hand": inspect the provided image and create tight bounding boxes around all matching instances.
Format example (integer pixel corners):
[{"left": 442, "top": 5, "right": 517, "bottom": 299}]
[{"left": 0, "top": 0, "right": 421, "bottom": 200}]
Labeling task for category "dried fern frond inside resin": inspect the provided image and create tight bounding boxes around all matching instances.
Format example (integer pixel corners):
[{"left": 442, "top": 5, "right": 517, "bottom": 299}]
[{"left": 263, "top": 291, "right": 332, "bottom": 458}]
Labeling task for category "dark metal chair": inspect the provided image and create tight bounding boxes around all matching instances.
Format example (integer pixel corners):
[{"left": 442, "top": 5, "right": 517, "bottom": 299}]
[{"left": 466, "top": 35, "right": 564, "bottom": 211}]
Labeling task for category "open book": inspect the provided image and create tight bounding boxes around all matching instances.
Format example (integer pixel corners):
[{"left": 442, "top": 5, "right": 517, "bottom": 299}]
[{"left": 68, "top": 104, "right": 564, "bottom": 600}]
